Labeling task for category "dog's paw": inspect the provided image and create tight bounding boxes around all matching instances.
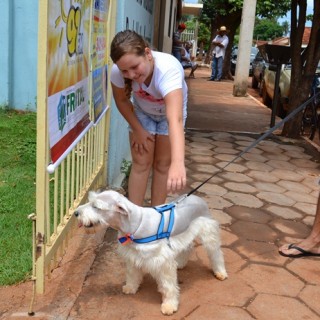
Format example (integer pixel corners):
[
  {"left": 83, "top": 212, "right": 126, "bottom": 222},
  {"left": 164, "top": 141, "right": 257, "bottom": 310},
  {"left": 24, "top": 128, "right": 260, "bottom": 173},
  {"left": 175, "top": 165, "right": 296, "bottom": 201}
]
[
  {"left": 122, "top": 284, "right": 138, "bottom": 294},
  {"left": 161, "top": 302, "right": 178, "bottom": 315},
  {"left": 214, "top": 271, "right": 228, "bottom": 281}
]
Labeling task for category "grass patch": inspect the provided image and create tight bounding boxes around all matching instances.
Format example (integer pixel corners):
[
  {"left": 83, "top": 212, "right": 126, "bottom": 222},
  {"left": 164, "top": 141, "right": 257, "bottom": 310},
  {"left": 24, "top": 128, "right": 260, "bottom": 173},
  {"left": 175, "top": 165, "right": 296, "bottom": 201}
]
[{"left": 0, "top": 109, "right": 36, "bottom": 285}]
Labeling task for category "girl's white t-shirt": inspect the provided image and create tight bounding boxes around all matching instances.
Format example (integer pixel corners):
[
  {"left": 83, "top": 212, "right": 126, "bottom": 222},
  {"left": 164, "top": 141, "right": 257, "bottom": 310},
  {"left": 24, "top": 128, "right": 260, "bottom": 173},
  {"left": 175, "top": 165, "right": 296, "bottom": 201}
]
[{"left": 111, "top": 51, "right": 188, "bottom": 117}]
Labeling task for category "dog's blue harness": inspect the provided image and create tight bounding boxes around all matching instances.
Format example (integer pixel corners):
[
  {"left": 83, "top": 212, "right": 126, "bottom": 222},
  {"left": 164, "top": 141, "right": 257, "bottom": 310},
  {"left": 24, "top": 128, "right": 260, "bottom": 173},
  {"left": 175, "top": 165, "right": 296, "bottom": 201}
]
[{"left": 118, "top": 202, "right": 176, "bottom": 245}]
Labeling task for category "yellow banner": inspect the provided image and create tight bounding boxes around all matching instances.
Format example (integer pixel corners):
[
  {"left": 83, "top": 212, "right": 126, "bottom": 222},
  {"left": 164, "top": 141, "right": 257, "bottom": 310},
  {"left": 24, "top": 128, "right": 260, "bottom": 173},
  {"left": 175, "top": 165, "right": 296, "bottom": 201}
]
[{"left": 47, "top": 0, "right": 91, "bottom": 163}]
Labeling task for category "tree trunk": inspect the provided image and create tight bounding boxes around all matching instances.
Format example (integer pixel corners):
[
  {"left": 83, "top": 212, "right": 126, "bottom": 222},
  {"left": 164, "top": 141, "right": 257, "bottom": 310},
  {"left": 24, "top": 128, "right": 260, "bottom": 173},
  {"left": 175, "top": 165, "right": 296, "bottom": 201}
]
[
  {"left": 204, "top": 19, "right": 219, "bottom": 65},
  {"left": 282, "top": 0, "right": 320, "bottom": 138},
  {"left": 197, "top": 42, "right": 205, "bottom": 61},
  {"left": 204, "top": 8, "right": 242, "bottom": 73},
  {"left": 220, "top": 13, "right": 242, "bottom": 78}
]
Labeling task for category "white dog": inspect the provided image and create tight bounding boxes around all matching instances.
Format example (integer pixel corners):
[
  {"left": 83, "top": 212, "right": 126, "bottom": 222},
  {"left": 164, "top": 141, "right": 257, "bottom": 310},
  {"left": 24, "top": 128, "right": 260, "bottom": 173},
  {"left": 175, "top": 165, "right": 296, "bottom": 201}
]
[{"left": 75, "top": 190, "right": 227, "bottom": 315}]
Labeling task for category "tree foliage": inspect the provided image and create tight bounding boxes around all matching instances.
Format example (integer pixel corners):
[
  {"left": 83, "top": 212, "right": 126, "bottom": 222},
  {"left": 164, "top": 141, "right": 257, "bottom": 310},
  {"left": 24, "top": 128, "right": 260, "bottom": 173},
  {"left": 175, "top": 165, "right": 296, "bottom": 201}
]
[
  {"left": 281, "top": 21, "right": 290, "bottom": 36},
  {"left": 201, "top": 0, "right": 290, "bottom": 22},
  {"left": 197, "top": 23, "right": 211, "bottom": 49},
  {"left": 199, "top": 0, "right": 291, "bottom": 75},
  {"left": 184, "top": 18, "right": 211, "bottom": 49},
  {"left": 253, "top": 18, "right": 285, "bottom": 41}
]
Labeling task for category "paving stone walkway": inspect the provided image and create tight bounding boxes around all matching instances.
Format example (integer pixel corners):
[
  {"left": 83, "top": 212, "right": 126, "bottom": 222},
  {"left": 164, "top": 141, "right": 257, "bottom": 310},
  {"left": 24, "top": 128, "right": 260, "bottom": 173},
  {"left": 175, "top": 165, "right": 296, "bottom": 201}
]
[
  {"left": 2, "top": 68, "right": 320, "bottom": 320},
  {"left": 65, "top": 130, "right": 320, "bottom": 320}
]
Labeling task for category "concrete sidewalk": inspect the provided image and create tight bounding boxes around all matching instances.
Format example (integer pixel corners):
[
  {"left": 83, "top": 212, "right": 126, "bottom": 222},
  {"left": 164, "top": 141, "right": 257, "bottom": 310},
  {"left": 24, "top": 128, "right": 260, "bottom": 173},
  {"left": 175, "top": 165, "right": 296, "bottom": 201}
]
[
  {"left": 185, "top": 68, "right": 279, "bottom": 133},
  {"left": 2, "top": 67, "right": 320, "bottom": 320}
]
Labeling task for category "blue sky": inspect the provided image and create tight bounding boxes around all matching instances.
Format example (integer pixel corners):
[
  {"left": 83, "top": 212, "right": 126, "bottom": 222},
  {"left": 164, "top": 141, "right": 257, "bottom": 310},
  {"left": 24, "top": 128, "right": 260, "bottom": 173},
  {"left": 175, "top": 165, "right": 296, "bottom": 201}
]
[{"left": 279, "top": 0, "right": 313, "bottom": 27}]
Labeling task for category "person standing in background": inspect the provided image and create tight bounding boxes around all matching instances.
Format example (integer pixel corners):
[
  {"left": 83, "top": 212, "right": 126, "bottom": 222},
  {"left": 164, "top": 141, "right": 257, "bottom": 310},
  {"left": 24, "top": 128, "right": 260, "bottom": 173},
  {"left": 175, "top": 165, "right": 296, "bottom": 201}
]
[
  {"left": 172, "top": 23, "right": 186, "bottom": 62},
  {"left": 208, "top": 26, "right": 229, "bottom": 81}
]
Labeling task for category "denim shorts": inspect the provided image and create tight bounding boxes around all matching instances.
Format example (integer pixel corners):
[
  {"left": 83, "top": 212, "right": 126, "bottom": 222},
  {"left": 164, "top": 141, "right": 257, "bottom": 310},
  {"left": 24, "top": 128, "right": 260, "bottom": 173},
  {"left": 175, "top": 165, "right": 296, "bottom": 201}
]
[
  {"left": 133, "top": 107, "right": 169, "bottom": 135},
  {"left": 131, "top": 106, "right": 186, "bottom": 136}
]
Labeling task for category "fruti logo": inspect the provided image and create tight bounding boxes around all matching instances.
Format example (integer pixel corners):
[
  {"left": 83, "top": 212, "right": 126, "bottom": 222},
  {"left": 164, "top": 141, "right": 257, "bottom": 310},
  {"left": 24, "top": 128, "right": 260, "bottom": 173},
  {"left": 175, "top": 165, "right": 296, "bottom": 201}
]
[{"left": 57, "top": 87, "right": 85, "bottom": 131}]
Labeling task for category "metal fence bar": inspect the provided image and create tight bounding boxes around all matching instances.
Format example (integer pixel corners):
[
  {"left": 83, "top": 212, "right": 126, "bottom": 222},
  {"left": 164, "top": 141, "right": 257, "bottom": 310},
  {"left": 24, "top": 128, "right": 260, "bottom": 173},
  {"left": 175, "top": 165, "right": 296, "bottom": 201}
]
[
  {"left": 181, "top": 29, "right": 195, "bottom": 42},
  {"left": 181, "top": 28, "right": 198, "bottom": 57},
  {"left": 66, "top": 155, "right": 71, "bottom": 211},
  {"left": 60, "top": 161, "right": 65, "bottom": 226},
  {"left": 71, "top": 149, "right": 75, "bottom": 209},
  {"left": 35, "top": 0, "right": 49, "bottom": 293},
  {"left": 53, "top": 170, "right": 58, "bottom": 237}
]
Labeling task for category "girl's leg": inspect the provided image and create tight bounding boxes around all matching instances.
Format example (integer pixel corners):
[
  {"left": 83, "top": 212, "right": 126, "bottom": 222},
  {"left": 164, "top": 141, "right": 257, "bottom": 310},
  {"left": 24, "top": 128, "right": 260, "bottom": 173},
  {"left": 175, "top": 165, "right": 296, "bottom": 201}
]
[
  {"left": 310, "top": 192, "right": 320, "bottom": 237},
  {"left": 301, "top": 192, "right": 320, "bottom": 244},
  {"left": 279, "top": 192, "right": 320, "bottom": 255},
  {"left": 128, "top": 132, "right": 155, "bottom": 206},
  {"left": 150, "top": 135, "right": 171, "bottom": 206}
]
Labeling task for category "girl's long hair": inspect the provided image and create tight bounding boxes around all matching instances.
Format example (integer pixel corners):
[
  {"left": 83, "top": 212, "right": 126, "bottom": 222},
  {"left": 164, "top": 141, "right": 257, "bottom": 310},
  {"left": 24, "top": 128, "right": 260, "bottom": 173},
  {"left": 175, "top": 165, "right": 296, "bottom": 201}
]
[{"left": 110, "top": 30, "right": 149, "bottom": 98}]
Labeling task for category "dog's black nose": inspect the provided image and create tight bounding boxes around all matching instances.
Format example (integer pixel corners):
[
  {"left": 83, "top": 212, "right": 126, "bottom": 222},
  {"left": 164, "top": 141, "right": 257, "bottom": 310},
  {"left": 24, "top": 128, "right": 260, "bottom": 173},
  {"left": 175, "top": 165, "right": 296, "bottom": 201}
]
[{"left": 74, "top": 211, "right": 79, "bottom": 217}]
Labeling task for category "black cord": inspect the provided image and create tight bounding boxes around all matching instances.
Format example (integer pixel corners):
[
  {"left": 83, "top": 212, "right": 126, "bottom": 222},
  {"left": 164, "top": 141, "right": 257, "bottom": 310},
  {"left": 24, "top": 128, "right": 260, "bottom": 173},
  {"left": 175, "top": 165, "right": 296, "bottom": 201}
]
[{"left": 186, "top": 95, "right": 313, "bottom": 197}]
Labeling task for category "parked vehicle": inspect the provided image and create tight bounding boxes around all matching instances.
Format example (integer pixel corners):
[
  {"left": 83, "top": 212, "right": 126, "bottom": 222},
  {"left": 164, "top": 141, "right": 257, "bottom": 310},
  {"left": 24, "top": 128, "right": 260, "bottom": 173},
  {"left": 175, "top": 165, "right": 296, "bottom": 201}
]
[
  {"left": 261, "top": 64, "right": 320, "bottom": 118},
  {"left": 251, "top": 51, "right": 267, "bottom": 89},
  {"left": 230, "top": 47, "right": 258, "bottom": 76},
  {"left": 260, "top": 64, "right": 291, "bottom": 118}
]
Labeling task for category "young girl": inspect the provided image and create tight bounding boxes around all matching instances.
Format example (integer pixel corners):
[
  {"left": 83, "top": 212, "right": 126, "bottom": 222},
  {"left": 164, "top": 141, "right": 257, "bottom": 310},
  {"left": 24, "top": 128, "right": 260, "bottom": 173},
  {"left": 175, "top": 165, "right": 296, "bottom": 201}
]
[{"left": 110, "top": 30, "right": 188, "bottom": 206}]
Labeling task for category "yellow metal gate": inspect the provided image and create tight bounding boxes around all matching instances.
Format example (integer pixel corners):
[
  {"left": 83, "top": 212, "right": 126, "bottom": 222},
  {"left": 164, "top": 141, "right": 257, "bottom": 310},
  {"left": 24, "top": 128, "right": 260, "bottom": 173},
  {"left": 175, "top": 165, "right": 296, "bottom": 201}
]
[{"left": 33, "top": 0, "right": 117, "bottom": 295}]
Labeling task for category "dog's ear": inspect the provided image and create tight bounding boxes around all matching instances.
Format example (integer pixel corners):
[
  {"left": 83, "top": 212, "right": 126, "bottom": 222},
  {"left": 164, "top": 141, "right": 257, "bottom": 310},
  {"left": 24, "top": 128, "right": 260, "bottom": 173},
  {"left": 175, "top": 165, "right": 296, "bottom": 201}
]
[
  {"left": 88, "top": 191, "right": 97, "bottom": 202},
  {"left": 115, "top": 200, "right": 130, "bottom": 216}
]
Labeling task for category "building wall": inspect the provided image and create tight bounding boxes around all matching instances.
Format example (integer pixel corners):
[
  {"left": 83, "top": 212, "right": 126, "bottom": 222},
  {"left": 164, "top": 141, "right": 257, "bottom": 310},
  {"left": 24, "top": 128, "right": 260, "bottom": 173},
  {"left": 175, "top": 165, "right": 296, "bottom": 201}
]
[
  {"left": 0, "top": 0, "right": 38, "bottom": 110},
  {"left": 161, "top": 0, "right": 178, "bottom": 53}
]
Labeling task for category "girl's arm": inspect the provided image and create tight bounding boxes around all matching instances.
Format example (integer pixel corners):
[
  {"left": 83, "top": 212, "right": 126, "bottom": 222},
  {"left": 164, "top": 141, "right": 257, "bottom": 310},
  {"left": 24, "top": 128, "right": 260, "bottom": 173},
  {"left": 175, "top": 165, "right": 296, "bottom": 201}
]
[
  {"left": 111, "top": 83, "right": 154, "bottom": 153},
  {"left": 164, "top": 88, "right": 186, "bottom": 192}
]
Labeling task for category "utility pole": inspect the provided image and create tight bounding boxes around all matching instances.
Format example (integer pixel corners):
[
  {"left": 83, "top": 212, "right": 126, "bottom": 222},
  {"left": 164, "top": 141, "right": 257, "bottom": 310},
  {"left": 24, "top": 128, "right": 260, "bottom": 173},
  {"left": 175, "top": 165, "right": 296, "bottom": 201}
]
[{"left": 233, "top": 0, "right": 257, "bottom": 96}]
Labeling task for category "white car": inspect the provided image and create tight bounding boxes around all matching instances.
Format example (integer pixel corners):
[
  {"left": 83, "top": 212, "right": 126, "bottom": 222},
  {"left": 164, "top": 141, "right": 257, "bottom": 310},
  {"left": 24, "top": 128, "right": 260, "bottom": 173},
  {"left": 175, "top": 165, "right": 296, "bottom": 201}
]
[{"left": 260, "top": 64, "right": 291, "bottom": 118}]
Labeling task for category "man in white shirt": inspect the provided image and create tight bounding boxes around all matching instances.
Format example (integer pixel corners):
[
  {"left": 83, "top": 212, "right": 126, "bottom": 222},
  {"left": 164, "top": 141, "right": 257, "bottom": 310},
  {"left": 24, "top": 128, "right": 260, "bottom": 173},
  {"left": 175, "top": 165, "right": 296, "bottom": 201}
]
[{"left": 208, "top": 26, "right": 229, "bottom": 81}]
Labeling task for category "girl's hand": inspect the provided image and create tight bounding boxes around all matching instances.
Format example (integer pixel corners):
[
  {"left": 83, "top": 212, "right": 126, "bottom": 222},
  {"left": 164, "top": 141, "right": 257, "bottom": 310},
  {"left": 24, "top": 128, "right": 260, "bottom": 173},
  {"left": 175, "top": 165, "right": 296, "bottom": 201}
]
[
  {"left": 131, "top": 128, "right": 154, "bottom": 155},
  {"left": 167, "top": 162, "right": 186, "bottom": 193}
]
